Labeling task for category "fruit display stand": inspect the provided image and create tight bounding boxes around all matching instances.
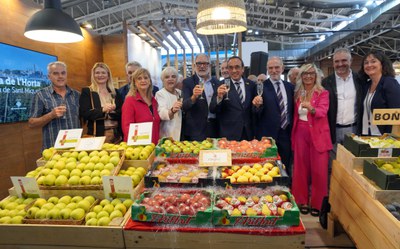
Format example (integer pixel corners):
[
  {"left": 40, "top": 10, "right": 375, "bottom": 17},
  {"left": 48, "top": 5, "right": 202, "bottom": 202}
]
[
  {"left": 123, "top": 150, "right": 155, "bottom": 169},
  {"left": 328, "top": 160, "right": 400, "bottom": 249},
  {"left": 123, "top": 219, "right": 305, "bottom": 249}
]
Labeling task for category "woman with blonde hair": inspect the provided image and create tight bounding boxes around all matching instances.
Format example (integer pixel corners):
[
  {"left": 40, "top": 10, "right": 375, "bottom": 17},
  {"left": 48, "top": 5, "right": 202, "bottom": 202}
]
[
  {"left": 155, "top": 67, "right": 183, "bottom": 141},
  {"left": 121, "top": 68, "right": 160, "bottom": 144},
  {"left": 80, "top": 62, "right": 122, "bottom": 142},
  {"left": 291, "top": 63, "right": 332, "bottom": 216}
]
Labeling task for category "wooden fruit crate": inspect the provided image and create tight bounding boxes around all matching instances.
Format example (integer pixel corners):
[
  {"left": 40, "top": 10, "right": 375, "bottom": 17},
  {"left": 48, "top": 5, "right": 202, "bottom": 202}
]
[
  {"left": 329, "top": 160, "right": 400, "bottom": 249},
  {"left": 122, "top": 150, "right": 155, "bottom": 169}
]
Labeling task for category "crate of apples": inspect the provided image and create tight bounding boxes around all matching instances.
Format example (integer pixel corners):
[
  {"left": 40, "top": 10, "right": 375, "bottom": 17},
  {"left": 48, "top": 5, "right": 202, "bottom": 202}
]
[
  {"left": 217, "top": 162, "right": 289, "bottom": 187},
  {"left": 131, "top": 189, "right": 213, "bottom": 226},
  {"left": 212, "top": 188, "right": 300, "bottom": 227}
]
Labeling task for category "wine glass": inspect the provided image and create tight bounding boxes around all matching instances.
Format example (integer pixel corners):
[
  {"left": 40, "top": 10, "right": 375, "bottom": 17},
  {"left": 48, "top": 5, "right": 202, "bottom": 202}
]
[
  {"left": 60, "top": 99, "right": 67, "bottom": 119},
  {"left": 109, "top": 93, "right": 116, "bottom": 114},
  {"left": 224, "top": 78, "right": 230, "bottom": 100},
  {"left": 198, "top": 78, "right": 205, "bottom": 100},
  {"left": 257, "top": 82, "right": 263, "bottom": 96},
  {"left": 176, "top": 91, "right": 183, "bottom": 103}
]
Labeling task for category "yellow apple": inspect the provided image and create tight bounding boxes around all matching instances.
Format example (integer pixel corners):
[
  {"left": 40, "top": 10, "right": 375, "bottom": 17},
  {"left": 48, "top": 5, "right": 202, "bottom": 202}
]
[
  {"left": 70, "top": 208, "right": 85, "bottom": 220},
  {"left": 97, "top": 216, "right": 111, "bottom": 226}
]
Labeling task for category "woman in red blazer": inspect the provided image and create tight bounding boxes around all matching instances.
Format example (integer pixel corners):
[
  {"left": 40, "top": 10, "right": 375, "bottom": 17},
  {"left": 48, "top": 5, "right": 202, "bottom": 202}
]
[
  {"left": 291, "top": 63, "right": 332, "bottom": 216},
  {"left": 121, "top": 68, "right": 160, "bottom": 145}
]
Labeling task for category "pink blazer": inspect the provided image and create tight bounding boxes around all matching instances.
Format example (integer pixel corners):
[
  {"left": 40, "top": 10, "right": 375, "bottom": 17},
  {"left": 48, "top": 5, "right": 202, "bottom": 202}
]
[
  {"left": 121, "top": 92, "right": 161, "bottom": 145},
  {"left": 291, "top": 90, "right": 332, "bottom": 153}
]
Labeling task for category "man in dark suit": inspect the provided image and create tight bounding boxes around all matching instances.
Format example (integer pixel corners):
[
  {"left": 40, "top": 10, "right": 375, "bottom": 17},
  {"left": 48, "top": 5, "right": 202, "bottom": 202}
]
[
  {"left": 210, "top": 56, "right": 256, "bottom": 141},
  {"left": 322, "top": 48, "right": 362, "bottom": 147},
  {"left": 253, "top": 56, "right": 294, "bottom": 176},
  {"left": 182, "top": 53, "right": 220, "bottom": 141}
]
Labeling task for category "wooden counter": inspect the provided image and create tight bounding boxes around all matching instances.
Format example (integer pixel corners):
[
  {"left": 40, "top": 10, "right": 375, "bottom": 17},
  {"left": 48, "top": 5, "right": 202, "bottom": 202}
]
[{"left": 329, "top": 160, "right": 400, "bottom": 249}]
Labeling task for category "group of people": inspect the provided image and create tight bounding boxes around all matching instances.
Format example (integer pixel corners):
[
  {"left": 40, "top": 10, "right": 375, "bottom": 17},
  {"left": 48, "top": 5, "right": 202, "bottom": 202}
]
[{"left": 29, "top": 48, "right": 400, "bottom": 215}]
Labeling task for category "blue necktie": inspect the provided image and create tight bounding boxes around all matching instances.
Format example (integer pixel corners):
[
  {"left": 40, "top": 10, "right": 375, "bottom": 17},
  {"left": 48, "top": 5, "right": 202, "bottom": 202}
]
[
  {"left": 235, "top": 82, "right": 244, "bottom": 104},
  {"left": 276, "top": 82, "right": 288, "bottom": 129}
]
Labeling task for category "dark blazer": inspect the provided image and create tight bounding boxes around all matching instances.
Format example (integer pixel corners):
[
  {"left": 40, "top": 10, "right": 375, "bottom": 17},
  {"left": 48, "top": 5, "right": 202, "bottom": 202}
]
[
  {"left": 182, "top": 74, "right": 220, "bottom": 139},
  {"left": 210, "top": 78, "right": 256, "bottom": 140},
  {"left": 79, "top": 87, "right": 123, "bottom": 136},
  {"left": 357, "top": 76, "right": 400, "bottom": 135},
  {"left": 322, "top": 72, "right": 363, "bottom": 143},
  {"left": 254, "top": 79, "right": 294, "bottom": 140}
]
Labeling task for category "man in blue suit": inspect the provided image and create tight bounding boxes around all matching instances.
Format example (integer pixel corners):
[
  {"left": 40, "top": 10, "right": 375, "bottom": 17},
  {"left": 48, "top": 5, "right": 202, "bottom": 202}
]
[
  {"left": 182, "top": 53, "right": 220, "bottom": 141},
  {"left": 253, "top": 56, "right": 294, "bottom": 176},
  {"left": 210, "top": 56, "right": 256, "bottom": 141}
]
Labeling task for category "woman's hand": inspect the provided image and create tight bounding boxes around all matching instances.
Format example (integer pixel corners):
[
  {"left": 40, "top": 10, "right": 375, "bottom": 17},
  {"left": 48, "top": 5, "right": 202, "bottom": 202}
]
[{"left": 171, "top": 100, "right": 182, "bottom": 113}]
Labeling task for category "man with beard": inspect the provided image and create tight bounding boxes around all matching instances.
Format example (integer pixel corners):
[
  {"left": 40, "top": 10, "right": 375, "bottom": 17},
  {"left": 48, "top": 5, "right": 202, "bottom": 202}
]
[
  {"left": 182, "top": 53, "right": 220, "bottom": 140},
  {"left": 322, "top": 48, "right": 362, "bottom": 148}
]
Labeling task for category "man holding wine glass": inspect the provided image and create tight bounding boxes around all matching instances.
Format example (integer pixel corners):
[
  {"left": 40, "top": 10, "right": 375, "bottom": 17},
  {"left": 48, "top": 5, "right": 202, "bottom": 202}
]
[
  {"left": 252, "top": 56, "right": 294, "bottom": 178},
  {"left": 182, "top": 53, "right": 220, "bottom": 141},
  {"left": 211, "top": 56, "right": 256, "bottom": 141},
  {"left": 29, "top": 61, "right": 80, "bottom": 150}
]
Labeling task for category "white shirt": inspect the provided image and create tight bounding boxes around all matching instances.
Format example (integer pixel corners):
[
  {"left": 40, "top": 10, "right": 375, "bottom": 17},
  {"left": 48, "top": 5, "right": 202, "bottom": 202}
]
[
  {"left": 271, "top": 80, "right": 288, "bottom": 115},
  {"left": 298, "top": 105, "right": 308, "bottom": 121},
  {"left": 155, "top": 88, "right": 182, "bottom": 141},
  {"left": 336, "top": 71, "right": 356, "bottom": 125},
  {"left": 362, "top": 91, "right": 381, "bottom": 136}
]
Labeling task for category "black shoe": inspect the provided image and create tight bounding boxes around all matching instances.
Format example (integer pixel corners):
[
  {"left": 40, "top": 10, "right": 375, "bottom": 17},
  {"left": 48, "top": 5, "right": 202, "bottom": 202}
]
[
  {"left": 311, "top": 208, "right": 320, "bottom": 217},
  {"left": 299, "top": 205, "right": 310, "bottom": 215}
]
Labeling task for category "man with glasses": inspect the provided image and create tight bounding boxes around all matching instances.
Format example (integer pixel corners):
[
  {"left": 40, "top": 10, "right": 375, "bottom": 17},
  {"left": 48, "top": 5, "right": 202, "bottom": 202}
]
[
  {"left": 253, "top": 56, "right": 294, "bottom": 177},
  {"left": 211, "top": 56, "right": 256, "bottom": 140},
  {"left": 29, "top": 61, "right": 80, "bottom": 150},
  {"left": 322, "top": 48, "right": 362, "bottom": 148},
  {"left": 182, "top": 53, "right": 220, "bottom": 141}
]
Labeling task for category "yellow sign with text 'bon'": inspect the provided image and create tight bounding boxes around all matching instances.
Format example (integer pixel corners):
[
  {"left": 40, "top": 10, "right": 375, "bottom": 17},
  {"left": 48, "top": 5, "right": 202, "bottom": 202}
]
[{"left": 372, "top": 109, "right": 400, "bottom": 125}]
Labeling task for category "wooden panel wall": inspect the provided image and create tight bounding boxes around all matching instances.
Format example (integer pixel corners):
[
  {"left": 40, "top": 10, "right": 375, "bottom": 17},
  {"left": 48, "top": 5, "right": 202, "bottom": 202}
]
[
  {"left": 103, "top": 34, "right": 128, "bottom": 87},
  {"left": 0, "top": 0, "right": 103, "bottom": 199}
]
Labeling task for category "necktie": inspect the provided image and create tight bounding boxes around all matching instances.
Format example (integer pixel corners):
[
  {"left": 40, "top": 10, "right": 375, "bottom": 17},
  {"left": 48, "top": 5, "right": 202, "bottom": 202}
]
[
  {"left": 276, "top": 82, "right": 288, "bottom": 129},
  {"left": 235, "top": 82, "right": 244, "bottom": 104}
]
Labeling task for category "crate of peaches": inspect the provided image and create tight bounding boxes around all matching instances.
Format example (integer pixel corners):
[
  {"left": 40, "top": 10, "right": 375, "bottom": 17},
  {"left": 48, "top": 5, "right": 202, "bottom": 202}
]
[
  {"left": 216, "top": 137, "right": 278, "bottom": 159},
  {"left": 144, "top": 161, "right": 211, "bottom": 188},
  {"left": 217, "top": 161, "right": 289, "bottom": 187},
  {"left": 212, "top": 187, "right": 299, "bottom": 227},
  {"left": 131, "top": 188, "right": 213, "bottom": 226}
]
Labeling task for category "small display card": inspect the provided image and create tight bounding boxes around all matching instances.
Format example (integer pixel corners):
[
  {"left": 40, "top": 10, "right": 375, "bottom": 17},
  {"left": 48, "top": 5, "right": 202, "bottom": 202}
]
[
  {"left": 10, "top": 177, "right": 41, "bottom": 198},
  {"left": 378, "top": 148, "right": 393, "bottom": 157},
  {"left": 199, "top": 149, "right": 232, "bottom": 167},
  {"left": 75, "top": 136, "right": 106, "bottom": 151},
  {"left": 54, "top": 129, "right": 83, "bottom": 149},
  {"left": 102, "top": 176, "right": 134, "bottom": 200},
  {"left": 127, "top": 122, "right": 153, "bottom": 146}
]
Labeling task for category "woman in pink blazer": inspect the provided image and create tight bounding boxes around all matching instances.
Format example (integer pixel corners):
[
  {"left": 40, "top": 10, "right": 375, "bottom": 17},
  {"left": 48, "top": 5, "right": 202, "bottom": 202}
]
[{"left": 291, "top": 63, "right": 332, "bottom": 216}]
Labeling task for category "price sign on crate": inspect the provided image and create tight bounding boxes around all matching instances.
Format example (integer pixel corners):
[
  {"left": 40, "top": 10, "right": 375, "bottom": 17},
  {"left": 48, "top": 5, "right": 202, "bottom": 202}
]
[{"left": 372, "top": 109, "right": 400, "bottom": 136}]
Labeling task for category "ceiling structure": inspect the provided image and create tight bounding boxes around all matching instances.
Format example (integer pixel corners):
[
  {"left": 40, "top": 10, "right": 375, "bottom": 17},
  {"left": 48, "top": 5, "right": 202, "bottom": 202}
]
[{"left": 31, "top": 0, "right": 400, "bottom": 66}]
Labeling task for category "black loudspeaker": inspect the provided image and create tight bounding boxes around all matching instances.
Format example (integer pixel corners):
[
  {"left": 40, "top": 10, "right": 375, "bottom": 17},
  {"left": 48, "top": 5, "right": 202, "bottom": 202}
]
[{"left": 250, "top": 51, "right": 268, "bottom": 76}]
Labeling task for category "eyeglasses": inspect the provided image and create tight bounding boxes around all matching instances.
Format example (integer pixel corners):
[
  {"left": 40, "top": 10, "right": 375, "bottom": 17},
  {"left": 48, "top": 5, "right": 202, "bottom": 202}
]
[
  {"left": 302, "top": 71, "right": 316, "bottom": 77},
  {"left": 195, "top": 62, "right": 210, "bottom": 67}
]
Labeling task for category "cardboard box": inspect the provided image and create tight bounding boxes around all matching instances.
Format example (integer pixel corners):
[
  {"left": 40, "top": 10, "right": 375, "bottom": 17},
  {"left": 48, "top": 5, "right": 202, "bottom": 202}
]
[
  {"left": 155, "top": 137, "right": 214, "bottom": 158},
  {"left": 343, "top": 133, "right": 400, "bottom": 157},
  {"left": 216, "top": 160, "right": 289, "bottom": 188},
  {"left": 363, "top": 159, "right": 400, "bottom": 190},
  {"left": 144, "top": 161, "right": 212, "bottom": 188},
  {"left": 212, "top": 190, "right": 299, "bottom": 227},
  {"left": 131, "top": 189, "right": 213, "bottom": 226}
]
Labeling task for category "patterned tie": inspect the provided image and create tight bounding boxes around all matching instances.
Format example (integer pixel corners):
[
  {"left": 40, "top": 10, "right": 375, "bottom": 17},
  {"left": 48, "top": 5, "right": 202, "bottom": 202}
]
[
  {"left": 235, "top": 82, "right": 244, "bottom": 104},
  {"left": 276, "top": 82, "right": 288, "bottom": 129}
]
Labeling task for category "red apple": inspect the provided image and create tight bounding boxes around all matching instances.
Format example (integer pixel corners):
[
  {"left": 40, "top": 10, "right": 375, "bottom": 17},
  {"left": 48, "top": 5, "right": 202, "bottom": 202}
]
[{"left": 165, "top": 206, "right": 179, "bottom": 214}]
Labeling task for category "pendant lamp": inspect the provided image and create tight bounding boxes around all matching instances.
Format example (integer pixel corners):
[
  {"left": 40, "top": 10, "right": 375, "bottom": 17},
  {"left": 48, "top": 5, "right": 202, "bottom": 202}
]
[
  {"left": 196, "top": 0, "right": 247, "bottom": 35},
  {"left": 24, "top": 0, "right": 83, "bottom": 43}
]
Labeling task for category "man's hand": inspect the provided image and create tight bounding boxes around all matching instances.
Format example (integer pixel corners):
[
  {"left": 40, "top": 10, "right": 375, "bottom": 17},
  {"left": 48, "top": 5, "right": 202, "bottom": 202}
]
[
  {"left": 53, "top": 105, "right": 67, "bottom": 118},
  {"left": 217, "top": 84, "right": 227, "bottom": 98},
  {"left": 252, "top": 95, "right": 263, "bottom": 108}
]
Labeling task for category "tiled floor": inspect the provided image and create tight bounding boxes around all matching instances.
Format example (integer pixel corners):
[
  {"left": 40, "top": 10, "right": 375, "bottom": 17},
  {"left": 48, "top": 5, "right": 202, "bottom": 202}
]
[{"left": 302, "top": 213, "right": 356, "bottom": 249}]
